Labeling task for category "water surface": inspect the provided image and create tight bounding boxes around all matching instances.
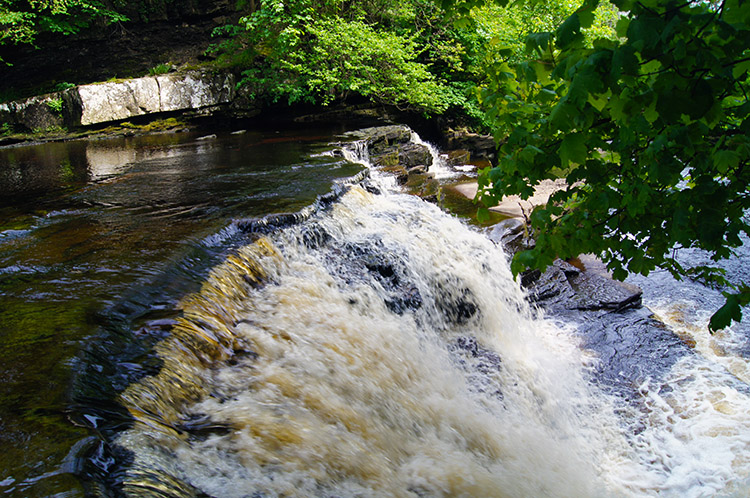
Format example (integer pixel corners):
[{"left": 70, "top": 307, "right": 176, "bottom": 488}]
[{"left": 0, "top": 125, "right": 365, "bottom": 496}]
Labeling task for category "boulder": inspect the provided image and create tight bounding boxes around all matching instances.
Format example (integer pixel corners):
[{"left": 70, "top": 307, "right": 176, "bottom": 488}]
[
  {"left": 445, "top": 129, "right": 496, "bottom": 159},
  {"left": 348, "top": 125, "right": 433, "bottom": 184},
  {"left": 156, "top": 71, "right": 234, "bottom": 113},
  {"left": 0, "top": 93, "right": 67, "bottom": 131},
  {"left": 346, "top": 125, "right": 412, "bottom": 152},
  {"left": 444, "top": 149, "right": 471, "bottom": 166},
  {"left": 77, "top": 78, "right": 161, "bottom": 125},
  {"left": 1, "top": 70, "right": 236, "bottom": 129}
]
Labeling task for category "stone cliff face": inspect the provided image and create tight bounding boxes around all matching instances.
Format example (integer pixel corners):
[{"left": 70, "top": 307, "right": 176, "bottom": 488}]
[{"left": 0, "top": 70, "right": 236, "bottom": 131}]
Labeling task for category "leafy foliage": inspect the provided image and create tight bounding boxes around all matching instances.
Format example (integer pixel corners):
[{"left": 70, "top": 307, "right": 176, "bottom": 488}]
[
  {"left": 148, "top": 63, "right": 172, "bottom": 75},
  {"left": 473, "top": 0, "right": 750, "bottom": 331},
  {"left": 212, "top": 0, "right": 496, "bottom": 115},
  {"left": 0, "top": 0, "right": 127, "bottom": 48},
  {"left": 45, "top": 96, "right": 63, "bottom": 114}
]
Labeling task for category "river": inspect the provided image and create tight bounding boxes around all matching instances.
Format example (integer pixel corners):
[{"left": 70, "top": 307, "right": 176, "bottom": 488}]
[{"left": 0, "top": 122, "right": 749, "bottom": 497}]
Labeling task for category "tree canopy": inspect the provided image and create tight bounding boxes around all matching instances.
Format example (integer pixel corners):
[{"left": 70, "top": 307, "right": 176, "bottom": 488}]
[
  {"left": 469, "top": 0, "right": 750, "bottom": 330},
  {"left": 0, "top": 0, "right": 126, "bottom": 49}
]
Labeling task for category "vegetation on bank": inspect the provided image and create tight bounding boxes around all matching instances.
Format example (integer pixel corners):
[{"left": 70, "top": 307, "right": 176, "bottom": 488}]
[
  {"left": 202, "top": 0, "right": 617, "bottom": 125},
  {"left": 2, "top": 0, "right": 749, "bottom": 329}
]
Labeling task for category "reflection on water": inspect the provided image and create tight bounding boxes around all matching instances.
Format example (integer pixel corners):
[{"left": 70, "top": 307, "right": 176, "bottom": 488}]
[{"left": 0, "top": 125, "right": 367, "bottom": 497}]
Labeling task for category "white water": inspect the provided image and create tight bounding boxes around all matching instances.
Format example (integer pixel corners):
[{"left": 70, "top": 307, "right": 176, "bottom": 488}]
[
  {"left": 112, "top": 136, "right": 750, "bottom": 497},
  {"left": 409, "top": 131, "right": 461, "bottom": 180}
]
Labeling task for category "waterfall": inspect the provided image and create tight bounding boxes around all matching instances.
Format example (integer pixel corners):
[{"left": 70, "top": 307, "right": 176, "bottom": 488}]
[
  {"left": 95, "top": 130, "right": 750, "bottom": 497},
  {"left": 409, "top": 131, "right": 458, "bottom": 180}
]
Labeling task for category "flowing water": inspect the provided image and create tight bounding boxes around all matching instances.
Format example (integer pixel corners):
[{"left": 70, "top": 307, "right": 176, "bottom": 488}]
[
  {"left": 0, "top": 124, "right": 365, "bottom": 497},
  {"left": 1, "top": 124, "right": 749, "bottom": 497}
]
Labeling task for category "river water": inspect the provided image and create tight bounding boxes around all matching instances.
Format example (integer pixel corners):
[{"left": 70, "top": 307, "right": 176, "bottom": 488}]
[{"left": 1, "top": 124, "right": 749, "bottom": 497}]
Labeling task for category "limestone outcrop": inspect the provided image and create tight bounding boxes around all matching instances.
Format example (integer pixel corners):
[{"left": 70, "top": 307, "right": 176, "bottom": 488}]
[{"left": 0, "top": 70, "right": 235, "bottom": 131}]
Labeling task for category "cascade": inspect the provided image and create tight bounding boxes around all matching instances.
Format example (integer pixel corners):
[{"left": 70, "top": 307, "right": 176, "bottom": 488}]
[
  {"left": 408, "top": 131, "right": 458, "bottom": 180},
  {"left": 86, "top": 130, "right": 750, "bottom": 497}
]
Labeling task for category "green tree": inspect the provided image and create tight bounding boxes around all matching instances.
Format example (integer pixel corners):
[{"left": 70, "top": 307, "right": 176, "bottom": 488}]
[
  {"left": 213, "top": 0, "right": 487, "bottom": 115},
  {"left": 0, "top": 0, "right": 127, "bottom": 50},
  {"left": 470, "top": 0, "right": 750, "bottom": 330}
]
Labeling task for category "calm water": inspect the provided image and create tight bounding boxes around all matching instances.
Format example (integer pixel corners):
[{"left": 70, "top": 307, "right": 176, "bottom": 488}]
[{"left": 0, "top": 125, "right": 365, "bottom": 496}]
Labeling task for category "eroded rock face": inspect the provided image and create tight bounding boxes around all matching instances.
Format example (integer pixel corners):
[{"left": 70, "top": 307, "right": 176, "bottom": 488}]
[
  {"left": 1, "top": 70, "right": 236, "bottom": 130},
  {"left": 77, "top": 71, "right": 235, "bottom": 125},
  {"left": 77, "top": 78, "right": 161, "bottom": 125}
]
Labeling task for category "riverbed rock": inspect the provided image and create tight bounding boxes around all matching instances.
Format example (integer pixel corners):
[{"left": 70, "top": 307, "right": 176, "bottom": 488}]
[
  {"left": 487, "top": 218, "right": 530, "bottom": 255},
  {"left": 444, "top": 129, "right": 496, "bottom": 160},
  {"left": 346, "top": 125, "right": 433, "bottom": 184},
  {"left": 444, "top": 149, "right": 471, "bottom": 166}
]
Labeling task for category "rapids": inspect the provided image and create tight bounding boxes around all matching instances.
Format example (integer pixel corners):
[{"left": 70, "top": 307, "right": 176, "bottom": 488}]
[{"left": 92, "top": 134, "right": 750, "bottom": 497}]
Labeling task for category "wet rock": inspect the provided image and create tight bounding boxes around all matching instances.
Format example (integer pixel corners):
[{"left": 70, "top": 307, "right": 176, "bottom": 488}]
[
  {"left": 346, "top": 125, "right": 412, "bottom": 152},
  {"left": 336, "top": 240, "right": 423, "bottom": 315},
  {"left": 405, "top": 173, "right": 441, "bottom": 204},
  {"left": 451, "top": 335, "right": 503, "bottom": 399},
  {"left": 406, "top": 164, "right": 429, "bottom": 175},
  {"left": 444, "top": 149, "right": 471, "bottom": 166},
  {"left": 396, "top": 142, "right": 432, "bottom": 168},
  {"left": 487, "top": 218, "right": 530, "bottom": 255},
  {"left": 235, "top": 212, "right": 305, "bottom": 234},
  {"left": 433, "top": 278, "right": 479, "bottom": 326},
  {"left": 348, "top": 125, "right": 432, "bottom": 175},
  {"left": 576, "top": 307, "right": 691, "bottom": 400},
  {"left": 523, "top": 259, "right": 642, "bottom": 313},
  {"left": 444, "top": 129, "right": 496, "bottom": 160},
  {"left": 300, "top": 223, "right": 332, "bottom": 249},
  {"left": 176, "top": 413, "right": 232, "bottom": 440},
  {"left": 379, "top": 165, "right": 409, "bottom": 184}
]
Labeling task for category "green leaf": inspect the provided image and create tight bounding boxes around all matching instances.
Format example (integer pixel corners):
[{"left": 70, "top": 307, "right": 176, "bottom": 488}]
[
  {"left": 732, "top": 59, "right": 750, "bottom": 80},
  {"left": 477, "top": 207, "right": 490, "bottom": 223},
  {"left": 713, "top": 150, "right": 740, "bottom": 173},
  {"left": 559, "top": 133, "right": 587, "bottom": 167},
  {"left": 556, "top": 13, "right": 581, "bottom": 49},
  {"left": 709, "top": 294, "right": 743, "bottom": 332}
]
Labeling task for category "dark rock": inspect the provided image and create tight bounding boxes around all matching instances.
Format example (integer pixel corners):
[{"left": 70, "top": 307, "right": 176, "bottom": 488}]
[
  {"left": 396, "top": 142, "right": 432, "bottom": 168},
  {"left": 347, "top": 125, "right": 432, "bottom": 176},
  {"left": 575, "top": 307, "right": 692, "bottom": 400},
  {"left": 335, "top": 239, "right": 423, "bottom": 316},
  {"left": 405, "top": 173, "right": 441, "bottom": 203},
  {"left": 523, "top": 259, "right": 642, "bottom": 313},
  {"left": 0, "top": 93, "right": 67, "bottom": 131},
  {"left": 445, "top": 129, "right": 496, "bottom": 160},
  {"left": 300, "top": 224, "right": 331, "bottom": 249},
  {"left": 434, "top": 278, "right": 479, "bottom": 326},
  {"left": 444, "top": 149, "right": 471, "bottom": 166},
  {"left": 406, "top": 164, "right": 429, "bottom": 175},
  {"left": 346, "top": 125, "right": 412, "bottom": 152},
  {"left": 379, "top": 165, "right": 409, "bottom": 184},
  {"left": 451, "top": 335, "right": 503, "bottom": 399},
  {"left": 487, "top": 218, "right": 530, "bottom": 255}
]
